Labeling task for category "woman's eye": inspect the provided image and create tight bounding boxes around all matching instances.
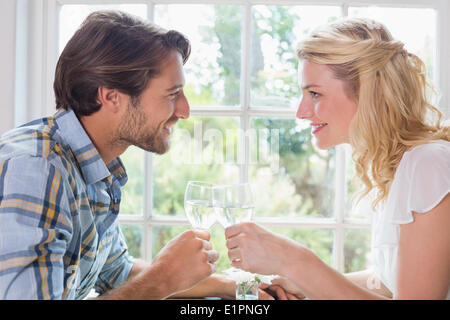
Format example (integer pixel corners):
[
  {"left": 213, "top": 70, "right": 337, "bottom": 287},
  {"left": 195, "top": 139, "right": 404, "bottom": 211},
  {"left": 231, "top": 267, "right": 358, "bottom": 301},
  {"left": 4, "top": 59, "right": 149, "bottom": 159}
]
[{"left": 169, "top": 91, "right": 180, "bottom": 99}]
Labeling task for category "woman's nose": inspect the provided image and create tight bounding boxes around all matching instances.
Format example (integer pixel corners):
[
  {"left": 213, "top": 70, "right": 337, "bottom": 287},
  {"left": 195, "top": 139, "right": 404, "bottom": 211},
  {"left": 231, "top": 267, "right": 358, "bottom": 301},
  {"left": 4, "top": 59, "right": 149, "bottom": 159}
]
[{"left": 296, "top": 96, "right": 313, "bottom": 120}]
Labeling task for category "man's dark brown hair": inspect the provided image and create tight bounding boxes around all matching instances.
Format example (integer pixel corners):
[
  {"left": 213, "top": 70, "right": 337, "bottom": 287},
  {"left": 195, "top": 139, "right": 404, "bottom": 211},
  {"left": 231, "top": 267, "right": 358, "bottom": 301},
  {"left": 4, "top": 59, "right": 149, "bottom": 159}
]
[{"left": 54, "top": 10, "right": 191, "bottom": 117}]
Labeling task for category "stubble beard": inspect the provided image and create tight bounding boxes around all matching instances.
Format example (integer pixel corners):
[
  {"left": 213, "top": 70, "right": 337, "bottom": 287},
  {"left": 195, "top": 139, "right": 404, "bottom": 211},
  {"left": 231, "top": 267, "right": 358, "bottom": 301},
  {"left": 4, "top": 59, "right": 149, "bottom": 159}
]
[{"left": 114, "top": 101, "right": 170, "bottom": 155}]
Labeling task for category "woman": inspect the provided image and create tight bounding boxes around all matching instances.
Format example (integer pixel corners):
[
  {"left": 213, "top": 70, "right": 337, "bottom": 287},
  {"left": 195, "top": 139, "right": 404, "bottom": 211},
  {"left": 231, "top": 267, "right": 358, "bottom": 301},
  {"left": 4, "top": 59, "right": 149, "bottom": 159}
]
[{"left": 225, "top": 18, "right": 449, "bottom": 299}]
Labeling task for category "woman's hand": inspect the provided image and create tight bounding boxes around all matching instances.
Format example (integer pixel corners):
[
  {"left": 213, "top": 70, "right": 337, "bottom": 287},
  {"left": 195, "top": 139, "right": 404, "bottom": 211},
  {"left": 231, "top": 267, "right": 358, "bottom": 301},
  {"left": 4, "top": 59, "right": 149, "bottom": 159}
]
[{"left": 225, "top": 222, "right": 306, "bottom": 276}]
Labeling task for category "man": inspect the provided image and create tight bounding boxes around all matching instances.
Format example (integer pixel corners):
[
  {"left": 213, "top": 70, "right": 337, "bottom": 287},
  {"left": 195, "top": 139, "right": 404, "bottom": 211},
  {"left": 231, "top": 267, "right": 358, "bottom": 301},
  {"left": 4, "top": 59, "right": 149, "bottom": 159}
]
[{"left": 0, "top": 10, "right": 235, "bottom": 299}]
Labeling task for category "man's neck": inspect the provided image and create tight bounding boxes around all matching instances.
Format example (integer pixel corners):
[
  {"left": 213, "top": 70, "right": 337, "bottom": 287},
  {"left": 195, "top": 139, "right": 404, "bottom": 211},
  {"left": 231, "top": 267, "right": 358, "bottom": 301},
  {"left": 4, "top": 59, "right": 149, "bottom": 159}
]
[{"left": 79, "top": 111, "right": 127, "bottom": 165}]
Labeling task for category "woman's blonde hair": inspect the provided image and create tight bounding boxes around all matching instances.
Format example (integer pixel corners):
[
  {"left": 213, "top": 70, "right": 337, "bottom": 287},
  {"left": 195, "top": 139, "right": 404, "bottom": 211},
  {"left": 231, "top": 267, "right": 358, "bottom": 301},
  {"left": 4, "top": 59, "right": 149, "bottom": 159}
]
[{"left": 296, "top": 18, "right": 449, "bottom": 209}]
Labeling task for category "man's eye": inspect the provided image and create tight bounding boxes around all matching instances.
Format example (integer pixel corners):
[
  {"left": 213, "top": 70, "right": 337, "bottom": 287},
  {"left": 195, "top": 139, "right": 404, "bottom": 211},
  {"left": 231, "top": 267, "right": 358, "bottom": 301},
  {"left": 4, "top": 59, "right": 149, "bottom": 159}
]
[{"left": 309, "top": 91, "right": 320, "bottom": 99}]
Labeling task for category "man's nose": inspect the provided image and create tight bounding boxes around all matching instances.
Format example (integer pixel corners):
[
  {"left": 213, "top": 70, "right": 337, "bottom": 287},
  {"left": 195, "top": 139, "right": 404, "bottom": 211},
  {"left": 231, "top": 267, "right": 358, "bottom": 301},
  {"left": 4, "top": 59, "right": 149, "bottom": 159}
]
[
  {"left": 174, "top": 91, "right": 190, "bottom": 120},
  {"left": 296, "top": 96, "right": 313, "bottom": 120}
]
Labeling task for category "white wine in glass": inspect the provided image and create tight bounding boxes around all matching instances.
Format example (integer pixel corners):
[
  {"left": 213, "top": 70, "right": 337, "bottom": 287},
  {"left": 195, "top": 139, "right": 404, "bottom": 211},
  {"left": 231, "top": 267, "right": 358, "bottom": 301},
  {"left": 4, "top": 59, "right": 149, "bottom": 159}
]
[
  {"left": 213, "top": 183, "right": 254, "bottom": 228},
  {"left": 184, "top": 181, "right": 216, "bottom": 230}
]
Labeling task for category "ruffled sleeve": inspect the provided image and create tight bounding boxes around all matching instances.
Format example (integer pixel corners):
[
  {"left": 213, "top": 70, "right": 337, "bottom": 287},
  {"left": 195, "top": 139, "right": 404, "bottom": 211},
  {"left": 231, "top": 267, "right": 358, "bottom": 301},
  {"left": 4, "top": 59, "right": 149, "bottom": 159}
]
[{"left": 384, "top": 140, "right": 450, "bottom": 224}]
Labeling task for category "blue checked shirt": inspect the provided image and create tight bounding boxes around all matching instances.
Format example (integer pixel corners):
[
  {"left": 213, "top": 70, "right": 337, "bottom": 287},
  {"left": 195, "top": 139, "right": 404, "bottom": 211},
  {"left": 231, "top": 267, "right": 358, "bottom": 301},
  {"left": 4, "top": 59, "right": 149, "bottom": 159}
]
[{"left": 0, "top": 108, "right": 135, "bottom": 299}]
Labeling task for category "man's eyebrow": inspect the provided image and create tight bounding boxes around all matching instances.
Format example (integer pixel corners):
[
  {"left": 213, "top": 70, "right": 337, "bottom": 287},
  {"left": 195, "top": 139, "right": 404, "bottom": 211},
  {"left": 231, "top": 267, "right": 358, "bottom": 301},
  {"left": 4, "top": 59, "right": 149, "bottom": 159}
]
[
  {"left": 166, "top": 84, "right": 184, "bottom": 92},
  {"left": 301, "top": 84, "right": 321, "bottom": 90}
]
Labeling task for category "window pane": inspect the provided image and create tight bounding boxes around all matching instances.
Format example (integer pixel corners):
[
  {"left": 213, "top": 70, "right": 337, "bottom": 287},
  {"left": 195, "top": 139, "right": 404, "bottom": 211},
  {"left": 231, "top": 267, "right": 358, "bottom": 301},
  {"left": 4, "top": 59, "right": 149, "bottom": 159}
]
[
  {"left": 268, "top": 227, "right": 334, "bottom": 266},
  {"left": 250, "top": 5, "right": 341, "bottom": 108},
  {"left": 154, "top": 5, "right": 242, "bottom": 107},
  {"left": 59, "top": 4, "right": 148, "bottom": 54},
  {"left": 120, "top": 146, "right": 144, "bottom": 215},
  {"left": 344, "top": 144, "right": 370, "bottom": 221},
  {"left": 349, "top": 7, "right": 436, "bottom": 81},
  {"left": 152, "top": 225, "right": 189, "bottom": 260},
  {"left": 153, "top": 117, "right": 240, "bottom": 217},
  {"left": 250, "top": 118, "right": 336, "bottom": 218},
  {"left": 344, "top": 228, "right": 372, "bottom": 273},
  {"left": 120, "top": 224, "right": 143, "bottom": 259}
]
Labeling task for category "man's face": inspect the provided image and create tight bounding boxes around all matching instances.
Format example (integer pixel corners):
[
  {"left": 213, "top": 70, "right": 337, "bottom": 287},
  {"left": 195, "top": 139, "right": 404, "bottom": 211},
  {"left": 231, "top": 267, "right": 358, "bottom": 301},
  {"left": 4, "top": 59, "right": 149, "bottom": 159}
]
[{"left": 115, "top": 51, "right": 189, "bottom": 154}]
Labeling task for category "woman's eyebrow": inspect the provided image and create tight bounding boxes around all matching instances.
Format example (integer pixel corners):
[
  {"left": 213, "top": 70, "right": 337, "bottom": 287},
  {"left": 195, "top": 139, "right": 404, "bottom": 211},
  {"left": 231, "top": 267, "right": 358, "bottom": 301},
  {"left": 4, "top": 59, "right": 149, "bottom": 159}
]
[{"left": 301, "top": 84, "right": 321, "bottom": 90}]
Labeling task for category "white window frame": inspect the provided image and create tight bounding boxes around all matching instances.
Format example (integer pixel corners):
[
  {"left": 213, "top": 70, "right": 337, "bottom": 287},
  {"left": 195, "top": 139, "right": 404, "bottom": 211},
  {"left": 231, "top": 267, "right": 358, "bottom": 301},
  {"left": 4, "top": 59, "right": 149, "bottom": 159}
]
[{"left": 16, "top": 0, "right": 450, "bottom": 272}]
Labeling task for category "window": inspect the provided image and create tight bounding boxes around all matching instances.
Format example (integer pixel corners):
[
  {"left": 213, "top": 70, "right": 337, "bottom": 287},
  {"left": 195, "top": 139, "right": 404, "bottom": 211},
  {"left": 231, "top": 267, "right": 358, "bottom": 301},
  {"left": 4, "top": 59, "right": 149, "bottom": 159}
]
[{"left": 52, "top": 0, "right": 443, "bottom": 278}]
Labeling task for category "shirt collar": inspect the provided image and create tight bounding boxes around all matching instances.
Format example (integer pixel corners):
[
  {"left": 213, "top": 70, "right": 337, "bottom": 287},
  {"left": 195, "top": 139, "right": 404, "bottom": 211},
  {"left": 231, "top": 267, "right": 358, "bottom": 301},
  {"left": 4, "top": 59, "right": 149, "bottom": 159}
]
[{"left": 54, "top": 108, "right": 127, "bottom": 186}]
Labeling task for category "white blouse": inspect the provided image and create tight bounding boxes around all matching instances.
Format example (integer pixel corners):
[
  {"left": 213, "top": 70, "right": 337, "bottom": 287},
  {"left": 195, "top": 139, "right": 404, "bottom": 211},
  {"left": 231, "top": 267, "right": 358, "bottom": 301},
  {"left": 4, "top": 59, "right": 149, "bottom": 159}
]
[{"left": 368, "top": 139, "right": 450, "bottom": 299}]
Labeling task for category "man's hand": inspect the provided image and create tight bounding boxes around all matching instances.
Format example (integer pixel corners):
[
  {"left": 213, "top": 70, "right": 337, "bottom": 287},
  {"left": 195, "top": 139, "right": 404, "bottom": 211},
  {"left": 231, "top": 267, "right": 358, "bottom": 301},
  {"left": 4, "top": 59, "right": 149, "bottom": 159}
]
[
  {"left": 98, "top": 230, "right": 218, "bottom": 300},
  {"left": 150, "top": 229, "right": 219, "bottom": 296},
  {"left": 259, "top": 276, "right": 306, "bottom": 300}
]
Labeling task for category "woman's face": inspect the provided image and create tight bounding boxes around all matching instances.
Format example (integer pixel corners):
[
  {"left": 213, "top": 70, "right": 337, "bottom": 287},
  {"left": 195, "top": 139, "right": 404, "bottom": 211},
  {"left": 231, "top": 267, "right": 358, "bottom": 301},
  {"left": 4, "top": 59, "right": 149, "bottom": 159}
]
[{"left": 296, "top": 60, "right": 358, "bottom": 149}]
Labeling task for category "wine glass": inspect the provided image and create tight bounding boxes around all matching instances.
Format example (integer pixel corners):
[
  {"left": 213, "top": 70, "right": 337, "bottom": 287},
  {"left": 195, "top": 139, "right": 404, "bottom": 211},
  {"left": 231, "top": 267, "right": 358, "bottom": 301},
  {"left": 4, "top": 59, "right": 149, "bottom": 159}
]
[
  {"left": 215, "top": 183, "right": 257, "bottom": 299},
  {"left": 184, "top": 181, "right": 216, "bottom": 230},
  {"left": 213, "top": 183, "right": 254, "bottom": 228}
]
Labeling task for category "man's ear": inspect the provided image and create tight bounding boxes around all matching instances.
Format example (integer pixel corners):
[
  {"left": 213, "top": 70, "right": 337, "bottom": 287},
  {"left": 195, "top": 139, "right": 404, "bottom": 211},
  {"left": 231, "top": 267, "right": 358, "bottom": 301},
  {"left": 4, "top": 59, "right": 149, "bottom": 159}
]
[{"left": 97, "top": 86, "right": 123, "bottom": 113}]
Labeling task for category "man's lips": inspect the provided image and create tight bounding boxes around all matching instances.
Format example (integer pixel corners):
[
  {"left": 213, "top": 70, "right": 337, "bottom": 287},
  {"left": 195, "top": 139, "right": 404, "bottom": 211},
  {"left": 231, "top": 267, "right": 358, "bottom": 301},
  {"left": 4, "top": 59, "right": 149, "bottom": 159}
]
[{"left": 162, "top": 119, "right": 178, "bottom": 135}]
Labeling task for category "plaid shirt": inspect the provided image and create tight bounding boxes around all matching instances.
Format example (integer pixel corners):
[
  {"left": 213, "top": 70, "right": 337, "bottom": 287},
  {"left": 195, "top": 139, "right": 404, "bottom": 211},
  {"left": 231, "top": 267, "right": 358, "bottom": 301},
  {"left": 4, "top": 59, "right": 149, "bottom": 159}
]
[{"left": 0, "top": 108, "right": 134, "bottom": 299}]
